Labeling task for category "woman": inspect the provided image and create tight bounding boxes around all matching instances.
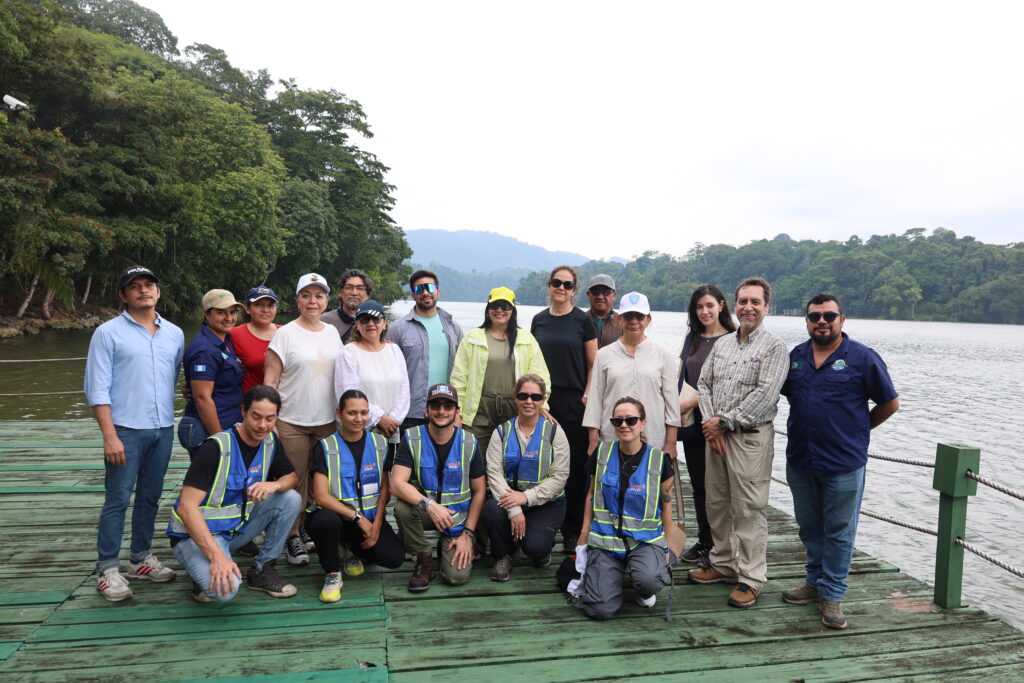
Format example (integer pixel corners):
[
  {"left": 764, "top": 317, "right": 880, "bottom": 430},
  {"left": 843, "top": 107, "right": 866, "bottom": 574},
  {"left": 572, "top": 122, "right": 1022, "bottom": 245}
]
[
  {"left": 582, "top": 291, "right": 680, "bottom": 461},
  {"left": 481, "top": 374, "right": 570, "bottom": 582},
  {"left": 677, "top": 284, "right": 736, "bottom": 563},
  {"left": 530, "top": 265, "right": 597, "bottom": 550},
  {"left": 577, "top": 397, "right": 676, "bottom": 620},
  {"left": 178, "top": 289, "right": 245, "bottom": 456},
  {"left": 306, "top": 390, "right": 405, "bottom": 603},
  {"left": 264, "top": 273, "right": 343, "bottom": 566},
  {"left": 450, "top": 286, "right": 550, "bottom": 457},
  {"left": 232, "top": 286, "right": 281, "bottom": 395}
]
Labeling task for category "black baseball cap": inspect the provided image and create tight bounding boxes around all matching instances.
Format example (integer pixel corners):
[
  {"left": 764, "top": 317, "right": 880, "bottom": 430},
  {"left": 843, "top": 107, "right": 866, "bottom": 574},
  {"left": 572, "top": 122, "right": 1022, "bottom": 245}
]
[
  {"left": 426, "top": 383, "right": 459, "bottom": 404},
  {"left": 118, "top": 265, "right": 159, "bottom": 290}
]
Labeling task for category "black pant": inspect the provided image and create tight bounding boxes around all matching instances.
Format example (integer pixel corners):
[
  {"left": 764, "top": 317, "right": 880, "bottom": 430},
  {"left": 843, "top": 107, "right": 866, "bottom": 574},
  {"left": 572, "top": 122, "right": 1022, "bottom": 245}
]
[
  {"left": 305, "top": 509, "right": 405, "bottom": 573},
  {"left": 481, "top": 496, "right": 565, "bottom": 560},
  {"left": 682, "top": 434, "right": 712, "bottom": 547},
  {"left": 547, "top": 388, "right": 588, "bottom": 540}
]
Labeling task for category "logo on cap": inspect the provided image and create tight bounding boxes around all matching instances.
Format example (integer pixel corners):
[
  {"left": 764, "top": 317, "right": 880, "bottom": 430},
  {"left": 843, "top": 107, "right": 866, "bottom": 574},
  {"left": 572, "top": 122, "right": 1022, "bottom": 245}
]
[{"left": 629, "top": 294, "right": 640, "bottom": 304}]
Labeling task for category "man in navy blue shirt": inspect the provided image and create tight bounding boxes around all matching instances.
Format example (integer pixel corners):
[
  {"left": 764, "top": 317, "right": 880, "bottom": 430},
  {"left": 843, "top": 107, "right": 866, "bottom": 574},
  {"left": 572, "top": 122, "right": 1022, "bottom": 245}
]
[{"left": 780, "top": 294, "right": 899, "bottom": 629}]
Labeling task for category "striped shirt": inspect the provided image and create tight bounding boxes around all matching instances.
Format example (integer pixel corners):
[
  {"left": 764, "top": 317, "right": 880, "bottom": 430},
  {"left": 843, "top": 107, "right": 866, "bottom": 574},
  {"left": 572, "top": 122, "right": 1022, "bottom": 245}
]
[{"left": 697, "top": 325, "right": 788, "bottom": 431}]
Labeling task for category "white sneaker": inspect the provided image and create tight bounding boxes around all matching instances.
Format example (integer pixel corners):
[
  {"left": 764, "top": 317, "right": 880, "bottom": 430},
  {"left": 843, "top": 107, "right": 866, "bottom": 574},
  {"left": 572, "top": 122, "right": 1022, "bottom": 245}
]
[
  {"left": 635, "top": 593, "right": 657, "bottom": 608},
  {"left": 97, "top": 568, "right": 133, "bottom": 602},
  {"left": 128, "top": 554, "right": 176, "bottom": 582}
]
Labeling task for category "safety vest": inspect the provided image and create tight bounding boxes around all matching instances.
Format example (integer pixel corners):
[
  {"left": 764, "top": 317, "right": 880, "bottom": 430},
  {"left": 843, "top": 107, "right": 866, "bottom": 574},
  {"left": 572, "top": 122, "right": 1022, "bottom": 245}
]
[
  {"left": 588, "top": 441, "right": 666, "bottom": 557},
  {"left": 168, "top": 429, "right": 276, "bottom": 538},
  {"left": 404, "top": 425, "right": 477, "bottom": 537},
  {"left": 497, "top": 417, "right": 563, "bottom": 501},
  {"left": 307, "top": 430, "right": 388, "bottom": 519}
]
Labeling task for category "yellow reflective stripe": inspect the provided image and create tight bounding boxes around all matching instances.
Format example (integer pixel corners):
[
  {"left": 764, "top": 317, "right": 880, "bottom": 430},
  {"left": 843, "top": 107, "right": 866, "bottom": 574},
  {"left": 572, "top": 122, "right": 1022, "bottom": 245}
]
[{"left": 209, "top": 432, "right": 232, "bottom": 507}]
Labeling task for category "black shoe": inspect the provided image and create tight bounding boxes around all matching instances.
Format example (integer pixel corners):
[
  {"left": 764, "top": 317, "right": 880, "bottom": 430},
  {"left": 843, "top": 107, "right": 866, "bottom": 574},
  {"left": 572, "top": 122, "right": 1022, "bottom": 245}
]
[
  {"left": 532, "top": 554, "right": 551, "bottom": 569},
  {"left": 247, "top": 560, "right": 298, "bottom": 598},
  {"left": 237, "top": 541, "right": 260, "bottom": 556},
  {"left": 285, "top": 534, "right": 309, "bottom": 566},
  {"left": 681, "top": 542, "right": 710, "bottom": 563},
  {"left": 561, "top": 533, "right": 578, "bottom": 552}
]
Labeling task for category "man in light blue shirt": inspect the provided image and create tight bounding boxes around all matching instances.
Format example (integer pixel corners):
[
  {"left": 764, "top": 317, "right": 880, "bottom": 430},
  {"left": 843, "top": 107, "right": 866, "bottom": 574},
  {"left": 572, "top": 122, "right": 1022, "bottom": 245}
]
[{"left": 84, "top": 265, "right": 185, "bottom": 601}]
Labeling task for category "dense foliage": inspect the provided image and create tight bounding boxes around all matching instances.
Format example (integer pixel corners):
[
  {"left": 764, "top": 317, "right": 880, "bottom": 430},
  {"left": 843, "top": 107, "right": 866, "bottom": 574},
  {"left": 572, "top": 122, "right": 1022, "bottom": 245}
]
[
  {"left": 0, "top": 0, "right": 410, "bottom": 318},
  {"left": 516, "top": 230, "right": 1024, "bottom": 324}
]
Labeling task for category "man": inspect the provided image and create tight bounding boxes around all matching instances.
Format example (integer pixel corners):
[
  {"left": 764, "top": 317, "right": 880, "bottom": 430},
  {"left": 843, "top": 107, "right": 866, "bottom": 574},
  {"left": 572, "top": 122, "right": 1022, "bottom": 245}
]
[
  {"left": 390, "top": 384, "right": 487, "bottom": 592},
  {"left": 388, "top": 269, "right": 464, "bottom": 430},
  {"left": 322, "top": 268, "right": 372, "bottom": 343},
  {"left": 167, "top": 385, "right": 301, "bottom": 602},
  {"left": 688, "top": 277, "right": 788, "bottom": 608},
  {"left": 584, "top": 274, "right": 623, "bottom": 348},
  {"left": 780, "top": 294, "right": 899, "bottom": 629},
  {"left": 84, "top": 265, "right": 185, "bottom": 601}
]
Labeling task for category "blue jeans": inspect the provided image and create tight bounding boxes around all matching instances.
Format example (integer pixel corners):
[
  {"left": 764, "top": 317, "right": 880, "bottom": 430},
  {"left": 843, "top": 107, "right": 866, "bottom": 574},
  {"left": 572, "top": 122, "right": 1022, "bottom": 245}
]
[
  {"left": 787, "top": 462, "right": 866, "bottom": 602},
  {"left": 97, "top": 426, "right": 174, "bottom": 572},
  {"left": 177, "top": 415, "right": 208, "bottom": 457},
  {"left": 171, "top": 490, "right": 302, "bottom": 602}
]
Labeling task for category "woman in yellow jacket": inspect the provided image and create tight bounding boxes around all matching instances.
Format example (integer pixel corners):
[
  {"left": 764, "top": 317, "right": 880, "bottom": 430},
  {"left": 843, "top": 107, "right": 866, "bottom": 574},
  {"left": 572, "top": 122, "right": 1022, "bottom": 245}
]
[{"left": 450, "top": 286, "right": 550, "bottom": 457}]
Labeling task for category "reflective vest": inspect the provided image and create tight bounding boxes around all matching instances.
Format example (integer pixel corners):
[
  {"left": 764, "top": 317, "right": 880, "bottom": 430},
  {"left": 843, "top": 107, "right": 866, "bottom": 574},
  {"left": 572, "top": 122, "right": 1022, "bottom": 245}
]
[
  {"left": 307, "top": 430, "right": 388, "bottom": 520},
  {"left": 588, "top": 441, "right": 666, "bottom": 557},
  {"left": 168, "top": 429, "right": 276, "bottom": 538},
  {"left": 497, "top": 417, "right": 563, "bottom": 502},
  {"left": 404, "top": 425, "right": 476, "bottom": 537}
]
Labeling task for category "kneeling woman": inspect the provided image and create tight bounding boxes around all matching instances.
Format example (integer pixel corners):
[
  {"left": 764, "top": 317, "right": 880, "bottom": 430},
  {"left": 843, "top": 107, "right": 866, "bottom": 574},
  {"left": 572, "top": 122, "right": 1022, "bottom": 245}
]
[
  {"left": 577, "top": 397, "right": 676, "bottom": 620},
  {"left": 306, "top": 390, "right": 405, "bottom": 603},
  {"left": 481, "top": 374, "right": 570, "bottom": 581}
]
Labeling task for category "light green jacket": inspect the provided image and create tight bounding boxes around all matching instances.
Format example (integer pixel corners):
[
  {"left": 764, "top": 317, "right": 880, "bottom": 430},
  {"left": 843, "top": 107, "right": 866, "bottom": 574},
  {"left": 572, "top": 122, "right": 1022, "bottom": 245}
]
[{"left": 449, "top": 327, "right": 550, "bottom": 426}]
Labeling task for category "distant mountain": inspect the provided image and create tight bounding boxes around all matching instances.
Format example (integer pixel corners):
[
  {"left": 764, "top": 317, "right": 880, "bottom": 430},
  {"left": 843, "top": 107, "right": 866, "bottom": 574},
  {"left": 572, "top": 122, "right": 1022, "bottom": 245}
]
[{"left": 406, "top": 230, "right": 587, "bottom": 271}]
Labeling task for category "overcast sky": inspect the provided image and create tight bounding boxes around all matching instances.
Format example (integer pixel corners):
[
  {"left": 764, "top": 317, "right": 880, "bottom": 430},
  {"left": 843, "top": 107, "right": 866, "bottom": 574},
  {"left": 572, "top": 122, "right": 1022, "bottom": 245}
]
[{"left": 138, "top": 1, "right": 1024, "bottom": 260}]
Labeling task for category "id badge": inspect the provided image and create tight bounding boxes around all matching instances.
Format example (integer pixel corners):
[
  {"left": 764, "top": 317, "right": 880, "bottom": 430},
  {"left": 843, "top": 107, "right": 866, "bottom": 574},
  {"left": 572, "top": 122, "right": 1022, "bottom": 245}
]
[{"left": 362, "top": 482, "right": 379, "bottom": 496}]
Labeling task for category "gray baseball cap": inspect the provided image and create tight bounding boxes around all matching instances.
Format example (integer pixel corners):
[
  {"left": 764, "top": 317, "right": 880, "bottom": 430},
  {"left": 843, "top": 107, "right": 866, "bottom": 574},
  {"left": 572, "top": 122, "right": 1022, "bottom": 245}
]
[{"left": 587, "top": 274, "right": 616, "bottom": 291}]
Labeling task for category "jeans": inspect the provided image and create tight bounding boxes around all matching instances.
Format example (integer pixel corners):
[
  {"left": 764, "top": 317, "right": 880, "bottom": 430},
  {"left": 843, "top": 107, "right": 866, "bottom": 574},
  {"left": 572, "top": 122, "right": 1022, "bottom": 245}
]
[
  {"left": 171, "top": 489, "right": 302, "bottom": 602},
  {"left": 176, "top": 415, "right": 208, "bottom": 457},
  {"left": 786, "top": 462, "right": 866, "bottom": 602},
  {"left": 97, "top": 426, "right": 174, "bottom": 572}
]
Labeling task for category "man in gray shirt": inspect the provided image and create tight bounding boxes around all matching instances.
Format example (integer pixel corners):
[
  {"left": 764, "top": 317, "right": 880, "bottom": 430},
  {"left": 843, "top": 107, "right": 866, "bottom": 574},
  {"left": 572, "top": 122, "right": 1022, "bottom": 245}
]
[
  {"left": 322, "top": 269, "right": 372, "bottom": 343},
  {"left": 688, "top": 277, "right": 788, "bottom": 609}
]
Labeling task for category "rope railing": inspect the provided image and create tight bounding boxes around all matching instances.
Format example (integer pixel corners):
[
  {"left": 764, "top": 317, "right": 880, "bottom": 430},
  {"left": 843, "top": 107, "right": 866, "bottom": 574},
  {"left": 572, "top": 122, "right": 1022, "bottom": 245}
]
[
  {"left": 0, "top": 357, "right": 87, "bottom": 363},
  {"left": 965, "top": 470, "right": 1024, "bottom": 503},
  {"left": 0, "top": 357, "right": 88, "bottom": 396},
  {"left": 957, "top": 539, "right": 1024, "bottom": 579},
  {"left": 774, "top": 428, "right": 935, "bottom": 468}
]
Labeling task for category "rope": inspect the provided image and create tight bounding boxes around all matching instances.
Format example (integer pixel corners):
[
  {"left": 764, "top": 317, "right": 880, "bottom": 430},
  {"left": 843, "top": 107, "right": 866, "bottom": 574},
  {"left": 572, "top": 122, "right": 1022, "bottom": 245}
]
[
  {"left": 774, "top": 427, "right": 934, "bottom": 468},
  {"left": 956, "top": 539, "right": 1024, "bottom": 579},
  {"left": 0, "top": 391, "right": 84, "bottom": 397},
  {"left": 965, "top": 470, "right": 1024, "bottom": 503},
  {"left": 0, "top": 357, "right": 87, "bottom": 363}
]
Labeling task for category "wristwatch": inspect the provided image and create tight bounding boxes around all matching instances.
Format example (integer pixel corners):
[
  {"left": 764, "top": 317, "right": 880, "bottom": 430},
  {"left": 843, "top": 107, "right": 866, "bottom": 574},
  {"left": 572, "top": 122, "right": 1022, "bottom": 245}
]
[
  {"left": 351, "top": 510, "right": 362, "bottom": 522},
  {"left": 417, "top": 497, "right": 430, "bottom": 511}
]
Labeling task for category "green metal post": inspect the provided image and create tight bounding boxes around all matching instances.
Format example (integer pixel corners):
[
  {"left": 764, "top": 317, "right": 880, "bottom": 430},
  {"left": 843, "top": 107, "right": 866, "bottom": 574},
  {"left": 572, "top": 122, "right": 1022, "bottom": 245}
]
[{"left": 931, "top": 443, "right": 980, "bottom": 608}]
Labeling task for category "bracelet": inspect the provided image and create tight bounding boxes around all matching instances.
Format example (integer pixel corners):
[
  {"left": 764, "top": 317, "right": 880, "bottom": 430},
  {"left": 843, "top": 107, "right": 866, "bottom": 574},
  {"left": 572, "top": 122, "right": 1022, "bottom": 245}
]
[{"left": 463, "top": 528, "right": 476, "bottom": 538}]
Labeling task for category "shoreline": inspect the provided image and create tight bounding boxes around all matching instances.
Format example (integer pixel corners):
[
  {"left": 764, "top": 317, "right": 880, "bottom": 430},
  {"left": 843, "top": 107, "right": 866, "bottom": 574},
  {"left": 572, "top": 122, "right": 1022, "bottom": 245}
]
[{"left": 0, "top": 307, "right": 117, "bottom": 338}]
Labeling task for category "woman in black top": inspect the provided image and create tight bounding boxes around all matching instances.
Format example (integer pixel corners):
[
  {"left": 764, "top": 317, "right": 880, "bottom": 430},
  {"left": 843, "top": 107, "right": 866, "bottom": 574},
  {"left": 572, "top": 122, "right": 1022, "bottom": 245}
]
[{"left": 530, "top": 265, "right": 598, "bottom": 549}]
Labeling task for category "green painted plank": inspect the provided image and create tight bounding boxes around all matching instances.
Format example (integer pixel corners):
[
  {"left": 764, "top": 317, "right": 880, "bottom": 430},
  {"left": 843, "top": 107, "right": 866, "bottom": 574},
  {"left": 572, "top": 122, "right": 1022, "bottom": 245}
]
[
  {"left": 174, "top": 668, "right": 389, "bottom": 683},
  {"left": 0, "top": 464, "right": 189, "bottom": 471},
  {"left": 0, "top": 591, "right": 70, "bottom": 607},
  {"left": 0, "top": 642, "right": 20, "bottom": 661},
  {"left": 0, "top": 484, "right": 178, "bottom": 493}
]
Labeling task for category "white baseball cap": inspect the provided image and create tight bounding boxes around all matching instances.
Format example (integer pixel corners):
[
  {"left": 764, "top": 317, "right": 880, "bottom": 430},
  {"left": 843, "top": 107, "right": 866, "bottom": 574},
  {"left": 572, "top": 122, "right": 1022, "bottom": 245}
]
[
  {"left": 295, "top": 273, "right": 330, "bottom": 295},
  {"left": 618, "top": 291, "right": 651, "bottom": 316}
]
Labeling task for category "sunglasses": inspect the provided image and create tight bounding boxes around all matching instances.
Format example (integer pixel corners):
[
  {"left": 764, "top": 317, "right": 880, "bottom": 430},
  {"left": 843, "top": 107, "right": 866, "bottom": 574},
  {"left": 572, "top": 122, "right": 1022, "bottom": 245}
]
[
  {"left": 621, "top": 311, "right": 647, "bottom": 322},
  {"left": 588, "top": 288, "right": 613, "bottom": 297},
  {"left": 807, "top": 311, "right": 841, "bottom": 323},
  {"left": 610, "top": 416, "right": 641, "bottom": 427},
  {"left": 488, "top": 300, "right": 514, "bottom": 311},
  {"left": 412, "top": 283, "right": 438, "bottom": 295},
  {"left": 428, "top": 400, "right": 457, "bottom": 410},
  {"left": 516, "top": 392, "right": 544, "bottom": 402},
  {"left": 356, "top": 315, "right": 381, "bottom": 324},
  {"left": 549, "top": 278, "right": 575, "bottom": 290}
]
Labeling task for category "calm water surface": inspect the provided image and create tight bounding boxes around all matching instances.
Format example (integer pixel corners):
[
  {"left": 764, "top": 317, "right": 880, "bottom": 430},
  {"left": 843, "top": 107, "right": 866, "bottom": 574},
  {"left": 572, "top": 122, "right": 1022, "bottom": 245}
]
[{"left": 1, "top": 301, "right": 1022, "bottom": 628}]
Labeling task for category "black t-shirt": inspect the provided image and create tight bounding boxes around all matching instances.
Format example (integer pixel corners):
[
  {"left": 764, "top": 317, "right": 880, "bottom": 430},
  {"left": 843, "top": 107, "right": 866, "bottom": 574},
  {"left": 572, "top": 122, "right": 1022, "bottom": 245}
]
[
  {"left": 183, "top": 428, "right": 295, "bottom": 492},
  {"left": 530, "top": 307, "right": 597, "bottom": 393},
  {"left": 585, "top": 443, "right": 674, "bottom": 487},
  {"left": 391, "top": 429, "right": 485, "bottom": 485}
]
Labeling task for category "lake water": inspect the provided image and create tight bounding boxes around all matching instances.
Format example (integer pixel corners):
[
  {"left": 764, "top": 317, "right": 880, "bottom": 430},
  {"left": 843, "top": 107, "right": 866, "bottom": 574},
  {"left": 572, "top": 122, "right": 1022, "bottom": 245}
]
[{"left": 2, "top": 300, "right": 1023, "bottom": 629}]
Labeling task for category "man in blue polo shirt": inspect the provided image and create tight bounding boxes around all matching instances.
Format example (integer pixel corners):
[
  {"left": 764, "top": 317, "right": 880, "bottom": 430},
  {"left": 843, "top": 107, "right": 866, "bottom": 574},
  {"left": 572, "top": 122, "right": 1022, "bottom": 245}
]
[{"left": 780, "top": 293, "right": 899, "bottom": 629}]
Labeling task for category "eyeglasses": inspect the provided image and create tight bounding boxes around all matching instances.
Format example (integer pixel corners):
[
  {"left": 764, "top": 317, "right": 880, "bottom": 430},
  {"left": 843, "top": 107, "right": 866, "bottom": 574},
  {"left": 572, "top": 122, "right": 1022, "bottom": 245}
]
[
  {"left": 516, "top": 392, "right": 544, "bottom": 402},
  {"left": 610, "top": 416, "right": 641, "bottom": 427},
  {"left": 342, "top": 284, "right": 367, "bottom": 292},
  {"left": 412, "top": 283, "right": 438, "bottom": 295},
  {"left": 806, "top": 311, "right": 841, "bottom": 323},
  {"left": 621, "top": 311, "right": 646, "bottom": 322},
  {"left": 588, "top": 288, "right": 613, "bottom": 297},
  {"left": 488, "top": 300, "right": 513, "bottom": 311},
  {"left": 549, "top": 278, "right": 575, "bottom": 290}
]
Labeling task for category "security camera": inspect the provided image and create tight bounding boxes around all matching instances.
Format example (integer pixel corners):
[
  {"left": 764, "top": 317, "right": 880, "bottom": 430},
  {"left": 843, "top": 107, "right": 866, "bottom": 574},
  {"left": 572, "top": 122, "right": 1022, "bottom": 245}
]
[{"left": 3, "top": 95, "right": 29, "bottom": 111}]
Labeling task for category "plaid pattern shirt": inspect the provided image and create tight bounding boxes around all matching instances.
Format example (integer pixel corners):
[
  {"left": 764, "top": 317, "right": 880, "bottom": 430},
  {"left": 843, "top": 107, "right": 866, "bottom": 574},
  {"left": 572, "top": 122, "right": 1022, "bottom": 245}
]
[{"left": 697, "top": 325, "right": 788, "bottom": 431}]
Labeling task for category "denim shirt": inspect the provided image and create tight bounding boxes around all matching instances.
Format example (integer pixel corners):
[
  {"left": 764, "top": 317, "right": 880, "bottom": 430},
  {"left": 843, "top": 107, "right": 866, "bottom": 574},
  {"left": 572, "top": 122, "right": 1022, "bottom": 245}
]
[{"left": 387, "top": 307, "right": 463, "bottom": 417}]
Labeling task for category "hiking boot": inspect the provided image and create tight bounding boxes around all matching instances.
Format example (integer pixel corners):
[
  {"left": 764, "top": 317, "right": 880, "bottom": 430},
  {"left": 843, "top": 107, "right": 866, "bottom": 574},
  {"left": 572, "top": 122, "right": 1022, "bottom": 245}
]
[
  {"left": 127, "top": 554, "right": 176, "bottom": 582},
  {"left": 820, "top": 600, "right": 848, "bottom": 629},
  {"left": 681, "top": 542, "right": 710, "bottom": 563},
  {"left": 319, "top": 572, "right": 343, "bottom": 603},
  {"left": 533, "top": 553, "right": 552, "bottom": 569},
  {"left": 342, "top": 547, "right": 365, "bottom": 577},
  {"left": 635, "top": 592, "right": 657, "bottom": 608},
  {"left": 782, "top": 583, "right": 820, "bottom": 605},
  {"left": 299, "top": 526, "right": 316, "bottom": 552},
  {"left": 687, "top": 564, "right": 738, "bottom": 584},
  {"left": 285, "top": 534, "right": 309, "bottom": 566},
  {"left": 237, "top": 541, "right": 260, "bottom": 556},
  {"left": 408, "top": 552, "right": 433, "bottom": 593},
  {"left": 490, "top": 555, "right": 512, "bottom": 582},
  {"left": 97, "top": 568, "right": 133, "bottom": 602},
  {"left": 247, "top": 561, "right": 297, "bottom": 598},
  {"left": 728, "top": 582, "right": 760, "bottom": 608},
  {"left": 191, "top": 581, "right": 213, "bottom": 604}
]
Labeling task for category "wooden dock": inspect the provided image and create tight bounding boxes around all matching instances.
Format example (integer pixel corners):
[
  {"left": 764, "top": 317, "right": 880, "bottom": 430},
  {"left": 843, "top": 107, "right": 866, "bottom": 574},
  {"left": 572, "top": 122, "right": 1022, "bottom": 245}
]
[{"left": 2, "top": 419, "right": 1023, "bottom": 681}]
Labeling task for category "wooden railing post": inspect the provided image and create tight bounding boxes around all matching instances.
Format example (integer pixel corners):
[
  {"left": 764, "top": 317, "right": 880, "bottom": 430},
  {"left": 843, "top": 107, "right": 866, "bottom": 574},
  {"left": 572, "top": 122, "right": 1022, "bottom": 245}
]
[{"left": 931, "top": 443, "right": 980, "bottom": 608}]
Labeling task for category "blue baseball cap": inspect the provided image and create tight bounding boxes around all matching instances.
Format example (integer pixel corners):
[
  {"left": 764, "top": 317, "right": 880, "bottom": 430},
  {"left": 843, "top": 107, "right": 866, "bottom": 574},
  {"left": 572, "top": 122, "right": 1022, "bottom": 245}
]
[
  {"left": 246, "top": 286, "right": 278, "bottom": 303},
  {"left": 355, "top": 300, "right": 386, "bottom": 319}
]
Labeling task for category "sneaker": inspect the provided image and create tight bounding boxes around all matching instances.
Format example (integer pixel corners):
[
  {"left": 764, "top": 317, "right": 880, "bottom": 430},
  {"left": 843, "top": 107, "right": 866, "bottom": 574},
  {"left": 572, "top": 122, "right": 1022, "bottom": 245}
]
[
  {"left": 687, "top": 564, "right": 738, "bottom": 584},
  {"left": 191, "top": 581, "right": 213, "bottom": 604},
  {"left": 820, "top": 600, "right": 848, "bottom": 629},
  {"left": 285, "top": 534, "right": 309, "bottom": 566},
  {"left": 237, "top": 541, "right": 260, "bottom": 557},
  {"left": 728, "top": 582, "right": 760, "bottom": 608},
  {"left": 532, "top": 554, "right": 552, "bottom": 569},
  {"left": 343, "top": 552, "right": 365, "bottom": 577},
  {"left": 635, "top": 592, "right": 657, "bottom": 608},
  {"left": 561, "top": 535, "right": 578, "bottom": 552},
  {"left": 247, "top": 561, "right": 298, "bottom": 598},
  {"left": 127, "top": 554, "right": 176, "bottom": 582},
  {"left": 781, "top": 583, "right": 821, "bottom": 605},
  {"left": 681, "top": 542, "right": 710, "bottom": 563},
  {"left": 97, "top": 568, "right": 133, "bottom": 602},
  {"left": 299, "top": 526, "right": 316, "bottom": 553},
  {"left": 408, "top": 551, "right": 433, "bottom": 593},
  {"left": 319, "top": 572, "right": 343, "bottom": 603},
  {"left": 490, "top": 555, "right": 512, "bottom": 582}
]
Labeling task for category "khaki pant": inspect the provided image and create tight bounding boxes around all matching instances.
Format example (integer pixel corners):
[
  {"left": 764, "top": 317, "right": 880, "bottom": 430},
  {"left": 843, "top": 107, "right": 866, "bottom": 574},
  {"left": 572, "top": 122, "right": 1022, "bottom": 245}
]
[
  {"left": 704, "top": 426, "right": 774, "bottom": 589},
  {"left": 275, "top": 419, "right": 336, "bottom": 508},
  {"left": 393, "top": 498, "right": 473, "bottom": 585}
]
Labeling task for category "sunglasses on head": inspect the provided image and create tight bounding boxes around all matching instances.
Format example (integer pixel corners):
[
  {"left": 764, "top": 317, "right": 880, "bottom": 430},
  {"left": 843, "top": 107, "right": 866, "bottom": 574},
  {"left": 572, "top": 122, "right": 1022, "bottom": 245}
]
[
  {"left": 610, "top": 416, "right": 641, "bottom": 427},
  {"left": 549, "top": 278, "right": 575, "bottom": 290},
  {"left": 488, "top": 300, "right": 513, "bottom": 311},
  {"left": 807, "top": 311, "right": 841, "bottom": 323},
  {"left": 516, "top": 392, "right": 544, "bottom": 402},
  {"left": 412, "top": 283, "right": 438, "bottom": 295}
]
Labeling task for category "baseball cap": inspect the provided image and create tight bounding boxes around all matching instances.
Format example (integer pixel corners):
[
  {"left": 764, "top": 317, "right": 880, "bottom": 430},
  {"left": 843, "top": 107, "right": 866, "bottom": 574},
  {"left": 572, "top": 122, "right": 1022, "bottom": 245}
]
[
  {"left": 426, "top": 383, "right": 459, "bottom": 404},
  {"left": 201, "top": 289, "right": 242, "bottom": 311},
  {"left": 355, "top": 300, "right": 385, "bottom": 319},
  {"left": 296, "top": 273, "right": 330, "bottom": 295},
  {"left": 118, "top": 265, "right": 159, "bottom": 290},
  {"left": 587, "top": 274, "right": 616, "bottom": 292},
  {"left": 246, "top": 286, "right": 278, "bottom": 303},
  {"left": 618, "top": 291, "right": 651, "bottom": 316},
  {"left": 487, "top": 286, "right": 516, "bottom": 306}
]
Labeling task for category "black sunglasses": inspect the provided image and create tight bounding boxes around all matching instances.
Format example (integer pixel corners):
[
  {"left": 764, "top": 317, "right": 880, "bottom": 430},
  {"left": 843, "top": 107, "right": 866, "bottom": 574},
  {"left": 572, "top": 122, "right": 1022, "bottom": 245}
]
[
  {"left": 412, "top": 283, "right": 438, "bottom": 295},
  {"left": 516, "top": 392, "right": 544, "bottom": 402},
  {"left": 621, "top": 311, "right": 647, "bottom": 322},
  {"left": 488, "top": 300, "right": 513, "bottom": 311},
  {"left": 807, "top": 311, "right": 841, "bottom": 323},
  {"left": 549, "top": 278, "right": 575, "bottom": 290},
  {"left": 610, "top": 416, "right": 641, "bottom": 427}
]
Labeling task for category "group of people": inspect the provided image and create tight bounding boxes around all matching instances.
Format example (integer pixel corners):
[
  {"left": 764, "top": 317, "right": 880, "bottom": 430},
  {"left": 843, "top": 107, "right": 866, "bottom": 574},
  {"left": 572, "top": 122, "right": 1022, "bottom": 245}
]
[{"left": 84, "top": 263, "right": 898, "bottom": 630}]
